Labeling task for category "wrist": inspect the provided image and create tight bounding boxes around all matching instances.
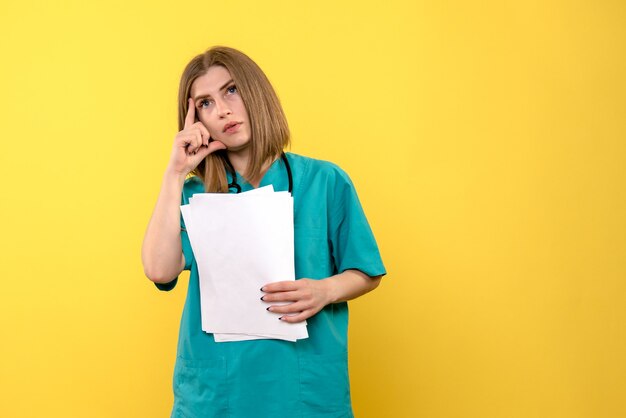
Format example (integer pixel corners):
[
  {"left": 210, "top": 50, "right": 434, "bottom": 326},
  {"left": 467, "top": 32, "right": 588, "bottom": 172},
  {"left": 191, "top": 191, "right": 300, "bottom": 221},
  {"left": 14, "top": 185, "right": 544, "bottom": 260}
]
[
  {"left": 163, "top": 167, "right": 188, "bottom": 186},
  {"left": 323, "top": 276, "right": 340, "bottom": 304}
]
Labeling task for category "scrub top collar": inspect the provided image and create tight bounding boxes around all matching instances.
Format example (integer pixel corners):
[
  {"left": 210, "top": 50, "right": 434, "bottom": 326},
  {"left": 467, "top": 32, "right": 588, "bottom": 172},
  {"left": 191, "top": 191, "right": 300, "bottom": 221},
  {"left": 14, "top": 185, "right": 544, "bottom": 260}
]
[{"left": 226, "top": 153, "right": 292, "bottom": 194}]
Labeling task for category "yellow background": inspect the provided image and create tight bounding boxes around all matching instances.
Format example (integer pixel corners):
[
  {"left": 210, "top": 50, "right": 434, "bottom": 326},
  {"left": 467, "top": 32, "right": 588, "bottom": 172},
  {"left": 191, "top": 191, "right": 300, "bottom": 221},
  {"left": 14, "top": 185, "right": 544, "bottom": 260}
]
[{"left": 1, "top": 0, "right": 624, "bottom": 417}]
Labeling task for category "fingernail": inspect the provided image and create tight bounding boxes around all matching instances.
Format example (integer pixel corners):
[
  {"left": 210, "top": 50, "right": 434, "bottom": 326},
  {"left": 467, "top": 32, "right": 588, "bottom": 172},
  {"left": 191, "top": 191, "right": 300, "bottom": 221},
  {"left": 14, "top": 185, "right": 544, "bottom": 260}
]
[
  {"left": 260, "top": 287, "right": 265, "bottom": 292},
  {"left": 278, "top": 316, "right": 283, "bottom": 321},
  {"left": 266, "top": 307, "right": 271, "bottom": 311},
  {"left": 260, "top": 296, "right": 265, "bottom": 301}
]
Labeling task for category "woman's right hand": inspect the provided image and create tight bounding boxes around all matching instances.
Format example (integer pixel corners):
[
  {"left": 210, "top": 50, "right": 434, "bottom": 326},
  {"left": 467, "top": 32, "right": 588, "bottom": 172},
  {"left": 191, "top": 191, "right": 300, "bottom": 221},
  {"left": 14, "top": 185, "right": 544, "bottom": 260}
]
[{"left": 167, "top": 98, "right": 227, "bottom": 177}]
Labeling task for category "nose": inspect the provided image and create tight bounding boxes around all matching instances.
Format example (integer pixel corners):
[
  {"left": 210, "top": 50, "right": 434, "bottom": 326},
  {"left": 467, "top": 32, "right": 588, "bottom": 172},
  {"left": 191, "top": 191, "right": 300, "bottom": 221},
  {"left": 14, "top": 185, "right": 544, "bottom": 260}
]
[{"left": 215, "top": 98, "right": 232, "bottom": 118}]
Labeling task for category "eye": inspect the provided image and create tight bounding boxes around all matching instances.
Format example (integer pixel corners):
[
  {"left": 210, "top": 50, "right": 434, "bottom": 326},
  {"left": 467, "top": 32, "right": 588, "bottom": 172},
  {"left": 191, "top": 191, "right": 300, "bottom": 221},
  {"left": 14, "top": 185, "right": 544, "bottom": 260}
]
[
  {"left": 198, "top": 98, "right": 213, "bottom": 109},
  {"left": 226, "top": 85, "right": 237, "bottom": 94}
]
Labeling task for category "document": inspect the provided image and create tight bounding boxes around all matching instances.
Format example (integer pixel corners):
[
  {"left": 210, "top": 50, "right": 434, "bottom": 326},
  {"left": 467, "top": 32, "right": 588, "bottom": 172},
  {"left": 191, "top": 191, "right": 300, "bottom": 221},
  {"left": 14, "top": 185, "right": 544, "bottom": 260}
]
[{"left": 181, "top": 186, "right": 308, "bottom": 342}]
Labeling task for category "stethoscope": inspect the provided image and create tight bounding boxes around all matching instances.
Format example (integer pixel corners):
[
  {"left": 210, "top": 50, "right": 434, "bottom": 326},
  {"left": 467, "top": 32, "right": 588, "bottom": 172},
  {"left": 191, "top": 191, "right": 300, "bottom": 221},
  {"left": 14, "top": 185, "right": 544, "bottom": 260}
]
[{"left": 225, "top": 152, "right": 293, "bottom": 194}]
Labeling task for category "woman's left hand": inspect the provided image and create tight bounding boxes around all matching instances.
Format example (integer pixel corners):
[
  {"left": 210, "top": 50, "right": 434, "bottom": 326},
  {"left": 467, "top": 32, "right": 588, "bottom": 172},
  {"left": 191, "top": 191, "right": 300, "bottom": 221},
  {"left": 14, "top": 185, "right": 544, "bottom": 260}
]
[{"left": 260, "top": 279, "right": 332, "bottom": 323}]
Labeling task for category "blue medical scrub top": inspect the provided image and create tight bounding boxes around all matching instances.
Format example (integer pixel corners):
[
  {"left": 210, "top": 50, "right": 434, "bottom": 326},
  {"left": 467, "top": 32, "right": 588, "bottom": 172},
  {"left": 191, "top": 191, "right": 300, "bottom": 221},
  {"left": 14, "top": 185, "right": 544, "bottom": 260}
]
[{"left": 156, "top": 153, "right": 386, "bottom": 418}]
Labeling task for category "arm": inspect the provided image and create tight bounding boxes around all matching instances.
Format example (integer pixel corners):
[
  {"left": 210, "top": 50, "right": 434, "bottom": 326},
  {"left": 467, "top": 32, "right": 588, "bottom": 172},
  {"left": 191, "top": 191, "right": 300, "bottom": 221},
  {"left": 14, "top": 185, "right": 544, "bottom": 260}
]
[
  {"left": 260, "top": 270, "right": 382, "bottom": 323},
  {"left": 141, "top": 98, "right": 226, "bottom": 284},
  {"left": 262, "top": 163, "right": 386, "bottom": 322},
  {"left": 141, "top": 170, "right": 187, "bottom": 283}
]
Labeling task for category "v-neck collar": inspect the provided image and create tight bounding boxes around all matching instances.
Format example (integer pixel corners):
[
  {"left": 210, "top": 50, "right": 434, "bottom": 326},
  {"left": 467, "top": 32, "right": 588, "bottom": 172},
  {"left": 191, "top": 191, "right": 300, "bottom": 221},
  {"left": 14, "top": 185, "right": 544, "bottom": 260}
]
[{"left": 228, "top": 155, "right": 285, "bottom": 193}]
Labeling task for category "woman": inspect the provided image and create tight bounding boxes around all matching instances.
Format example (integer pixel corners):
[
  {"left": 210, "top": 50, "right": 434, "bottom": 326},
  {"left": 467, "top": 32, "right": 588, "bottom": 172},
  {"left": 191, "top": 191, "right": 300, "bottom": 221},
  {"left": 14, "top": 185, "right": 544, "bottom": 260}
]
[{"left": 142, "top": 46, "right": 386, "bottom": 417}]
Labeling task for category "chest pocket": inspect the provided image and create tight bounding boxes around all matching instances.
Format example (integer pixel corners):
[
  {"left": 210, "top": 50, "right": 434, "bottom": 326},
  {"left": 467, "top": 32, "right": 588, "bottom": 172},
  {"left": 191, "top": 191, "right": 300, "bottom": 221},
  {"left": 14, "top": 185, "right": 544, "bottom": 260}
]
[{"left": 294, "top": 224, "right": 333, "bottom": 280}]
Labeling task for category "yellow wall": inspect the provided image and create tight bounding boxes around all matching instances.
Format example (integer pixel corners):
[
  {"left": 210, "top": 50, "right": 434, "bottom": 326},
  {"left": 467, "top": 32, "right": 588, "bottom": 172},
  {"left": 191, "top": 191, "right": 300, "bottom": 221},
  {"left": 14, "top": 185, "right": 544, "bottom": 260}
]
[{"left": 1, "top": 1, "right": 624, "bottom": 417}]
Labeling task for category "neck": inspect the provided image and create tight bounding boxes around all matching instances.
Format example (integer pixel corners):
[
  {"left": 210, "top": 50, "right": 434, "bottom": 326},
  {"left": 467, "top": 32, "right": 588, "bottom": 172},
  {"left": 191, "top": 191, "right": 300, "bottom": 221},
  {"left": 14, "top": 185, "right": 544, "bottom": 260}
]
[
  {"left": 226, "top": 148, "right": 251, "bottom": 176},
  {"left": 227, "top": 148, "right": 278, "bottom": 188}
]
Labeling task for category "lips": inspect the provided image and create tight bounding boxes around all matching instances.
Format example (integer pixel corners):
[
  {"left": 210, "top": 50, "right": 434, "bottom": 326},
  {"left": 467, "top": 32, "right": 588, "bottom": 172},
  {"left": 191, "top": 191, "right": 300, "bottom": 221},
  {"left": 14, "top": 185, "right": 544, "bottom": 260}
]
[{"left": 223, "top": 121, "right": 241, "bottom": 132}]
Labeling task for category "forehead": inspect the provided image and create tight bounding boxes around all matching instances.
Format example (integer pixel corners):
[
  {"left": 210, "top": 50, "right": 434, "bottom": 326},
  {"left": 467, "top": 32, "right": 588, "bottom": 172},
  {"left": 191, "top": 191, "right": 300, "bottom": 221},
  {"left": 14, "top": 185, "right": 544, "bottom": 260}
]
[{"left": 190, "top": 66, "right": 233, "bottom": 98}]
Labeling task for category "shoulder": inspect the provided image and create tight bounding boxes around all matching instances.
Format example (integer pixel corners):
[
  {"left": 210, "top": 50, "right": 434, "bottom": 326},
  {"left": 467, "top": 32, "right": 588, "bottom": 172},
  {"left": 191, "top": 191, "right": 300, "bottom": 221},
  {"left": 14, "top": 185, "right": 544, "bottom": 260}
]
[
  {"left": 285, "top": 152, "right": 353, "bottom": 185},
  {"left": 285, "top": 153, "right": 357, "bottom": 209},
  {"left": 181, "top": 176, "right": 205, "bottom": 203}
]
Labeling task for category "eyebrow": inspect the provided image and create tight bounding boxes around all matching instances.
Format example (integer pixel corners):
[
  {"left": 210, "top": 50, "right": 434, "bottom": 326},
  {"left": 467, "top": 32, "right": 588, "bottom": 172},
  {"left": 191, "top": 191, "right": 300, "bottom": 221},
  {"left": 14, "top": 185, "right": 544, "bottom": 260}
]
[{"left": 193, "top": 79, "right": 235, "bottom": 101}]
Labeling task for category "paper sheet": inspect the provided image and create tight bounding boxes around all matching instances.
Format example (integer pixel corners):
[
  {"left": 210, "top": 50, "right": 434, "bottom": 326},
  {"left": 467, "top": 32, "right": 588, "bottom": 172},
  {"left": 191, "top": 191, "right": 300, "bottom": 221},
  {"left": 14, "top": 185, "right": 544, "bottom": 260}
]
[{"left": 181, "top": 186, "right": 308, "bottom": 342}]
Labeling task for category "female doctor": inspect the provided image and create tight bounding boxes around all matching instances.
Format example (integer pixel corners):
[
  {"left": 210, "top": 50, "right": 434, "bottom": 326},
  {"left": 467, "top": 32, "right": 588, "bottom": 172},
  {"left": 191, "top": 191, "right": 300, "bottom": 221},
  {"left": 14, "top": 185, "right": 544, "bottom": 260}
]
[{"left": 141, "top": 46, "right": 386, "bottom": 418}]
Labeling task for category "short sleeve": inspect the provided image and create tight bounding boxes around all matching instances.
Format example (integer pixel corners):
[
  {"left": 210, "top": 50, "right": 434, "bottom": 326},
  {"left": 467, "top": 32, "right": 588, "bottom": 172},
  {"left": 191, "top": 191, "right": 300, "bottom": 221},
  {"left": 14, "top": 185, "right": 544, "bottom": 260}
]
[
  {"left": 154, "top": 177, "right": 200, "bottom": 291},
  {"left": 328, "top": 168, "right": 386, "bottom": 278}
]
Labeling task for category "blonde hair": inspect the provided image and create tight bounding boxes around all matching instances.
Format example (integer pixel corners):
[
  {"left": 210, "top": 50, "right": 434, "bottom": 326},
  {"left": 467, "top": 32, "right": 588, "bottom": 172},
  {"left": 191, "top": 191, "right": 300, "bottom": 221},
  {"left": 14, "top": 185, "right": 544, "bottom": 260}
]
[{"left": 177, "top": 46, "right": 290, "bottom": 192}]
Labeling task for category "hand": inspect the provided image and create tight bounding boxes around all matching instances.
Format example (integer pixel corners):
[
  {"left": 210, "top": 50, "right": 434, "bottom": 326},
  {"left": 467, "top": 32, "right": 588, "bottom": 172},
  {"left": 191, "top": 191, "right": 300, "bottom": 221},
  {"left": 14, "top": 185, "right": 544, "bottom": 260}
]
[
  {"left": 261, "top": 279, "right": 333, "bottom": 323},
  {"left": 166, "top": 98, "right": 226, "bottom": 177}
]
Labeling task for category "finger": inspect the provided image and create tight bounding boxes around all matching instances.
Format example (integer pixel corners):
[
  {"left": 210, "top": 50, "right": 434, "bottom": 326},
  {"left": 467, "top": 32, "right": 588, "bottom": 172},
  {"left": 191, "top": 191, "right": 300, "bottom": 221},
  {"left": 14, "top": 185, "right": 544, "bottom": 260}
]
[
  {"left": 206, "top": 140, "right": 226, "bottom": 153},
  {"left": 179, "top": 134, "right": 194, "bottom": 153},
  {"left": 279, "top": 310, "right": 313, "bottom": 323},
  {"left": 193, "top": 129, "right": 204, "bottom": 151},
  {"left": 189, "top": 130, "right": 202, "bottom": 154},
  {"left": 189, "top": 143, "right": 212, "bottom": 161},
  {"left": 182, "top": 135, "right": 195, "bottom": 155},
  {"left": 262, "top": 281, "right": 300, "bottom": 293},
  {"left": 261, "top": 290, "right": 300, "bottom": 303},
  {"left": 184, "top": 98, "right": 196, "bottom": 129},
  {"left": 267, "top": 301, "right": 308, "bottom": 314},
  {"left": 188, "top": 139, "right": 225, "bottom": 161},
  {"left": 194, "top": 122, "right": 211, "bottom": 146}
]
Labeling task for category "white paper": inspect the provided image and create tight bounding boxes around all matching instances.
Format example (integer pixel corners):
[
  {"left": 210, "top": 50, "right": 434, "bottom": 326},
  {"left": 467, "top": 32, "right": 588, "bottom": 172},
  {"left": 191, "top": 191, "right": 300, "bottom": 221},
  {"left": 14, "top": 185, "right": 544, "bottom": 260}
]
[{"left": 181, "top": 186, "right": 308, "bottom": 342}]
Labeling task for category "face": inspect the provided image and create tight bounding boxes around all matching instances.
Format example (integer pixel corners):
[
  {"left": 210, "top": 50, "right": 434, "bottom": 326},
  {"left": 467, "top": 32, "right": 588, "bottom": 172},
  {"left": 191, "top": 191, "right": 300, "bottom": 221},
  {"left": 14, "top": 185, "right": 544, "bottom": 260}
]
[{"left": 190, "top": 65, "right": 251, "bottom": 152}]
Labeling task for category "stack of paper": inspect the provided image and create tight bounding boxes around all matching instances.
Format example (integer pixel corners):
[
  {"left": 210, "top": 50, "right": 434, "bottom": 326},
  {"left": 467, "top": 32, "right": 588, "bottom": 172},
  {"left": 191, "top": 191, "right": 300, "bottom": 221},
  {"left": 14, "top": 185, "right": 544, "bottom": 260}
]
[{"left": 180, "top": 185, "right": 308, "bottom": 342}]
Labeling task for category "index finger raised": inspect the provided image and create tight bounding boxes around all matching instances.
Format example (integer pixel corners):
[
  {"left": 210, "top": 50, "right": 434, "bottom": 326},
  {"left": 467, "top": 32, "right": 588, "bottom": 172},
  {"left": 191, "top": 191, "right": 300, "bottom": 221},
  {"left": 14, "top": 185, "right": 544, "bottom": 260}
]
[{"left": 184, "top": 98, "right": 196, "bottom": 129}]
